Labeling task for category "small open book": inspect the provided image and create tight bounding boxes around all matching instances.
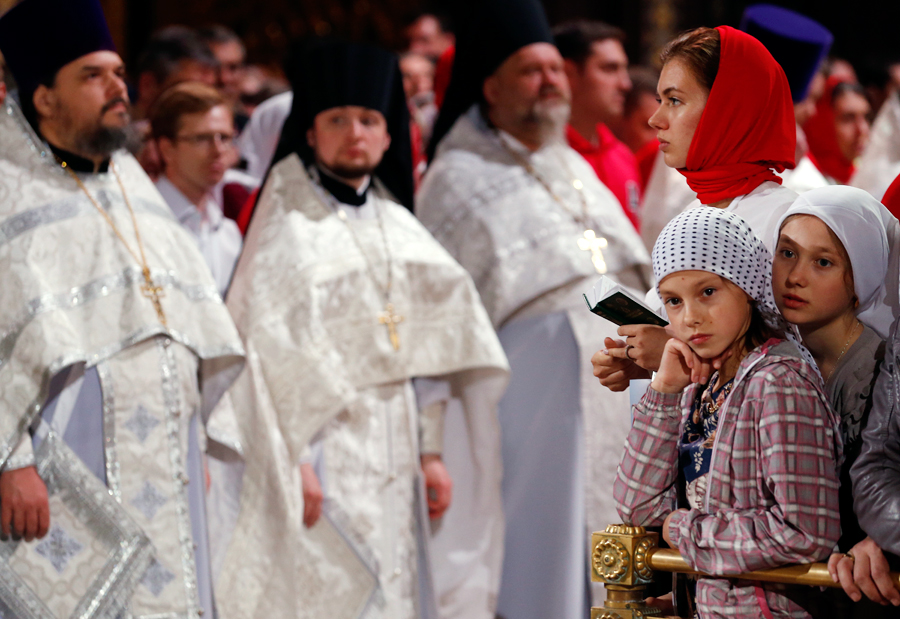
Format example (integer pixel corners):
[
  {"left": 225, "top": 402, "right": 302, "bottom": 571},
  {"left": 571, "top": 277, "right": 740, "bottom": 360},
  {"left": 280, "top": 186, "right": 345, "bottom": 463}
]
[{"left": 583, "top": 276, "right": 668, "bottom": 327}]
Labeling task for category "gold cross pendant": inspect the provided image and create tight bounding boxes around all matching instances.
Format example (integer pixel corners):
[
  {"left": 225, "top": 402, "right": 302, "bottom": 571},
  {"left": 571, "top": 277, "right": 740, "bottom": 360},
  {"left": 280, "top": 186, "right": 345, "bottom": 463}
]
[
  {"left": 378, "top": 302, "right": 404, "bottom": 351},
  {"left": 577, "top": 229, "right": 609, "bottom": 274},
  {"left": 140, "top": 267, "right": 168, "bottom": 328}
]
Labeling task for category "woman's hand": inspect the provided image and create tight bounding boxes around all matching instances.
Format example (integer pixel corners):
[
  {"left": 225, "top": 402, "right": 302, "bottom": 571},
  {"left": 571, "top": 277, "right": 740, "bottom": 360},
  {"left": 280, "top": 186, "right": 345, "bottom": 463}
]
[
  {"left": 828, "top": 537, "right": 900, "bottom": 605},
  {"left": 614, "top": 325, "right": 672, "bottom": 372},
  {"left": 592, "top": 338, "right": 651, "bottom": 392},
  {"left": 299, "top": 462, "right": 323, "bottom": 528},
  {"left": 421, "top": 454, "right": 452, "bottom": 520},
  {"left": 0, "top": 466, "right": 50, "bottom": 542}
]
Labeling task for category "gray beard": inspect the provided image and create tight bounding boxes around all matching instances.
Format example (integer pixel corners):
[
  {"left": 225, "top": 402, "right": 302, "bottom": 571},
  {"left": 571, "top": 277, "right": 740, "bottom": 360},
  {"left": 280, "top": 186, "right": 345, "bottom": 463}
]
[
  {"left": 525, "top": 99, "right": 570, "bottom": 145},
  {"left": 74, "top": 123, "right": 136, "bottom": 159}
]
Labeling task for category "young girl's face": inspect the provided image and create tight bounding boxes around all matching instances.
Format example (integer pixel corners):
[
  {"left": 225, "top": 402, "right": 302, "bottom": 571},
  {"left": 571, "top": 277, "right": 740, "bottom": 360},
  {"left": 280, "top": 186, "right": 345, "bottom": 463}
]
[
  {"left": 658, "top": 270, "right": 753, "bottom": 359},
  {"left": 773, "top": 216, "right": 855, "bottom": 331}
]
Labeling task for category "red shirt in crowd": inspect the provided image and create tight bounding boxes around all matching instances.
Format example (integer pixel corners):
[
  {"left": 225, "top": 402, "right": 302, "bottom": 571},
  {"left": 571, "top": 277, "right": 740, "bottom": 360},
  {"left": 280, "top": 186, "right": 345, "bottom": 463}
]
[{"left": 566, "top": 123, "right": 641, "bottom": 230}]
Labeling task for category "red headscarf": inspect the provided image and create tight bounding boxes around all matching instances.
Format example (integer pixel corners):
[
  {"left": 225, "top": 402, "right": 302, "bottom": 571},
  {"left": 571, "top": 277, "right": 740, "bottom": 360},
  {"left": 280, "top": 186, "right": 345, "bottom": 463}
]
[
  {"left": 883, "top": 172, "right": 900, "bottom": 220},
  {"left": 680, "top": 26, "right": 796, "bottom": 205},
  {"left": 804, "top": 76, "right": 855, "bottom": 184}
]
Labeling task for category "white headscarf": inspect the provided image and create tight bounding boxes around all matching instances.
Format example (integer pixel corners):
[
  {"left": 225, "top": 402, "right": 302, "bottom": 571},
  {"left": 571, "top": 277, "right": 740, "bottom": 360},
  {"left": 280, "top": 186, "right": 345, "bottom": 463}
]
[
  {"left": 774, "top": 186, "right": 900, "bottom": 340},
  {"left": 653, "top": 207, "right": 785, "bottom": 332}
]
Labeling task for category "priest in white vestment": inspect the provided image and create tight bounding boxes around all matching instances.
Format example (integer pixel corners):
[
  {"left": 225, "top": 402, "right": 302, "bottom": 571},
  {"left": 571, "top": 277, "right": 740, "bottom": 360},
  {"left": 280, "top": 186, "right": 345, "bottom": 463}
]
[
  {"left": 417, "top": 2, "right": 652, "bottom": 617},
  {"left": 0, "top": 2, "right": 244, "bottom": 617},
  {"left": 212, "top": 39, "right": 509, "bottom": 619}
]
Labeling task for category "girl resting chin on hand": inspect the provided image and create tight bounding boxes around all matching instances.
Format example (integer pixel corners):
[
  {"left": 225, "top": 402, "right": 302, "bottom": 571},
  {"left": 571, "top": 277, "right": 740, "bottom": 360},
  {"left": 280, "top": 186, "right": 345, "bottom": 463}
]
[{"left": 614, "top": 207, "right": 842, "bottom": 619}]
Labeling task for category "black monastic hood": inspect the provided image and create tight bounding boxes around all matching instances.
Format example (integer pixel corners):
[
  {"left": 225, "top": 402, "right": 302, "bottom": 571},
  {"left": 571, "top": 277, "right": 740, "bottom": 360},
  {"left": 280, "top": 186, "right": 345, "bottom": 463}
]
[
  {"left": 270, "top": 38, "right": 414, "bottom": 212},
  {"left": 427, "top": 0, "right": 554, "bottom": 159}
]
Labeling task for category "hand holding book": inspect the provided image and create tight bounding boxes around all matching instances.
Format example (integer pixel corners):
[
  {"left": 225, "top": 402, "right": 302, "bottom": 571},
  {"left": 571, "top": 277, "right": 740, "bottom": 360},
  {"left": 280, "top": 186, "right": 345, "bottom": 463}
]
[{"left": 583, "top": 276, "right": 668, "bottom": 327}]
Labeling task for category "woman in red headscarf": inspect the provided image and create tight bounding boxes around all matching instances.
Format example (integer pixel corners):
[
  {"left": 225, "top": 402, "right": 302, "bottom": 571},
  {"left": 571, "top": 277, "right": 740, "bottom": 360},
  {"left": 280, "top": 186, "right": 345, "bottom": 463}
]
[
  {"left": 649, "top": 26, "right": 797, "bottom": 244},
  {"left": 804, "top": 77, "right": 871, "bottom": 184},
  {"left": 594, "top": 26, "right": 800, "bottom": 390}
]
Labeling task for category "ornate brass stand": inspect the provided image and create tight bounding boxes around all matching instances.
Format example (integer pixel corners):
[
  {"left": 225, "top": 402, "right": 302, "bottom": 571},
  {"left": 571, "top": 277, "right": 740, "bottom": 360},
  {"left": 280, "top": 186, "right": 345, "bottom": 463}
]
[
  {"left": 591, "top": 524, "right": 900, "bottom": 619},
  {"left": 590, "top": 525, "right": 663, "bottom": 619}
]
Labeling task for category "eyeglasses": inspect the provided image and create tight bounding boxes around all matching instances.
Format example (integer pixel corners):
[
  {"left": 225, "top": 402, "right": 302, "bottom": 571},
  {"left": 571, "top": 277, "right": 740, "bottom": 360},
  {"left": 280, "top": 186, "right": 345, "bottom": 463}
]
[{"left": 174, "top": 132, "right": 237, "bottom": 148}]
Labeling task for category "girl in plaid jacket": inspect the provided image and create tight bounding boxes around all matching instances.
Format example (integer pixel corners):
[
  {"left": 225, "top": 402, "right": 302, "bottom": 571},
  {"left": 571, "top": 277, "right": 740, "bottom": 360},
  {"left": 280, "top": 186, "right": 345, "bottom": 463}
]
[{"left": 614, "top": 207, "right": 842, "bottom": 618}]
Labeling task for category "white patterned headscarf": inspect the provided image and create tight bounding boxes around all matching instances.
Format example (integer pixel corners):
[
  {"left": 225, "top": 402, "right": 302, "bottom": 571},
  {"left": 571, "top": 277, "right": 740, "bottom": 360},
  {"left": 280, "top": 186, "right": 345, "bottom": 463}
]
[
  {"left": 775, "top": 186, "right": 900, "bottom": 340},
  {"left": 652, "top": 207, "right": 786, "bottom": 335}
]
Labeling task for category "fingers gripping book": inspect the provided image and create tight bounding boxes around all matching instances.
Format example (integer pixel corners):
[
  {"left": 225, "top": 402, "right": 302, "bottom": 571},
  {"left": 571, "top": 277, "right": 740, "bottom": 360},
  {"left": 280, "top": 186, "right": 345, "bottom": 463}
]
[{"left": 583, "top": 276, "right": 668, "bottom": 327}]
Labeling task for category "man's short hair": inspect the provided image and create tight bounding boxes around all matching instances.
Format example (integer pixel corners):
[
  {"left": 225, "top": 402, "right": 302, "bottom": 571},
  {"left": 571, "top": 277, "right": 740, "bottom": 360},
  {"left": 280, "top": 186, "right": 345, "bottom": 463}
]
[
  {"left": 405, "top": 11, "right": 454, "bottom": 35},
  {"left": 149, "top": 81, "right": 226, "bottom": 140},
  {"left": 198, "top": 24, "right": 245, "bottom": 55},
  {"left": 137, "top": 26, "right": 218, "bottom": 84},
  {"left": 625, "top": 65, "right": 659, "bottom": 114},
  {"left": 553, "top": 20, "right": 626, "bottom": 66}
]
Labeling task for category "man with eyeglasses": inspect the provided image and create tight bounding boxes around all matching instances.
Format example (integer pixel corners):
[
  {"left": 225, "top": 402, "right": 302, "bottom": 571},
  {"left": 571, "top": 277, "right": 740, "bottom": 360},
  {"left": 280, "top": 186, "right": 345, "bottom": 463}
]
[{"left": 150, "top": 81, "right": 243, "bottom": 295}]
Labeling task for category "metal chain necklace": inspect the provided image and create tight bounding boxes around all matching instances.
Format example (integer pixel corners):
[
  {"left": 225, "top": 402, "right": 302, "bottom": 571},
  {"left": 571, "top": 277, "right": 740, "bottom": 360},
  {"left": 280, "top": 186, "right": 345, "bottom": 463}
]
[
  {"left": 833, "top": 320, "right": 862, "bottom": 367},
  {"left": 496, "top": 131, "right": 609, "bottom": 274},
  {"left": 60, "top": 160, "right": 168, "bottom": 328},
  {"left": 312, "top": 168, "right": 403, "bottom": 351}
]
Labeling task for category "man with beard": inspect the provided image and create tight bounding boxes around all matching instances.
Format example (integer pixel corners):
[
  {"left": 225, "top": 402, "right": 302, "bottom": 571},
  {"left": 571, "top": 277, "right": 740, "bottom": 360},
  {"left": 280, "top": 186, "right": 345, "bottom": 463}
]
[
  {"left": 416, "top": 1, "right": 651, "bottom": 617},
  {"left": 211, "top": 39, "right": 508, "bottom": 619},
  {"left": 0, "top": 0, "right": 244, "bottom": 617}
]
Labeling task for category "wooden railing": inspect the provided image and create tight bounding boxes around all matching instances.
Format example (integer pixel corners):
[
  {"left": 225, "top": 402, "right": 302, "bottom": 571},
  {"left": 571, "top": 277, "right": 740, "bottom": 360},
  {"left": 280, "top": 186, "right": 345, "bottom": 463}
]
[{"left": 590, "top": 524, "right": 900, "bottom": 619}]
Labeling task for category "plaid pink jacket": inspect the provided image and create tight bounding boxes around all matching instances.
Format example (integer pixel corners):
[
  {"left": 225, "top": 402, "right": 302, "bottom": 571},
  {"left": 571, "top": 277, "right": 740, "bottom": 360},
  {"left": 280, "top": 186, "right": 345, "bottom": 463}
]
[{"left": 615, "top": 339, "right": 842, "bottom": 618}]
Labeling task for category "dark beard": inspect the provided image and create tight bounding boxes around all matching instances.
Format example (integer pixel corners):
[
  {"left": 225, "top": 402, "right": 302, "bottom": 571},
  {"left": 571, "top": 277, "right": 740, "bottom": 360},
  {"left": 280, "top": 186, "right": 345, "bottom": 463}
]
[
  {"left": 327, "top": 162, "right": 379, "bottom": 182},
  {"left": 75, "top": 123, "right": 135, "bottom": 159}
]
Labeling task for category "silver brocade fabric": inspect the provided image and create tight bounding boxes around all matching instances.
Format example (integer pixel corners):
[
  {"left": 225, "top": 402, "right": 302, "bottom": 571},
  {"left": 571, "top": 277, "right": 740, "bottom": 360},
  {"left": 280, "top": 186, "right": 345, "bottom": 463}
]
[
  {"left": 416, "top": 105, "right": 652, "bottom": 328},
  {"left": 216, "top": 154, "right": 509, "bottom": 619},
  {"left": 417, "top": 107, "right": 655, "bottom": 607},
  {"left": 0, "top": 99, "right": 244, "bottom": 468},
  {"left": 225, "top": 153, "right": 508, "bottom": 462}
]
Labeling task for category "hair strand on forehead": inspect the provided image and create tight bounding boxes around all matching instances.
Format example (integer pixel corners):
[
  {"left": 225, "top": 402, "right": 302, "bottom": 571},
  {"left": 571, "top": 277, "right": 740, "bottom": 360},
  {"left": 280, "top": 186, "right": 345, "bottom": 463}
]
[
  {"left": 660, "top": 27, "right": 721, "bottom": 92},
  {"left": 779, "top": 213, "right": 857, "bottom": 306}
]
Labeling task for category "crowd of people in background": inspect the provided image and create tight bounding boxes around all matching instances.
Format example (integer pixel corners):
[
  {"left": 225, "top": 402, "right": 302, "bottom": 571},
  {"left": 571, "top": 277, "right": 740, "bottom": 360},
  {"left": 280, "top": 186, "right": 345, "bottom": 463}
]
[{"left": 3, "top": 0, "right": 900, "bottom": 618}]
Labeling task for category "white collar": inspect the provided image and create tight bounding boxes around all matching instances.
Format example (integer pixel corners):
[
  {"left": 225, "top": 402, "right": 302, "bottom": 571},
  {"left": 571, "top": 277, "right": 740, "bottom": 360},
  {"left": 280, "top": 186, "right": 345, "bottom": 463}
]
[{"left": 155, "top": 176, "right": 224, "bottom": 231}]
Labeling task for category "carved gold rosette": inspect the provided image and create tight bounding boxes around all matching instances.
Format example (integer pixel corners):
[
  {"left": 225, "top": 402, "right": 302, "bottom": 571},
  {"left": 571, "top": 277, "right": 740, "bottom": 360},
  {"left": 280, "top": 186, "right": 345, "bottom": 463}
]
[{"left": 593, "top": 538, "right": 630, "bottom": 582}]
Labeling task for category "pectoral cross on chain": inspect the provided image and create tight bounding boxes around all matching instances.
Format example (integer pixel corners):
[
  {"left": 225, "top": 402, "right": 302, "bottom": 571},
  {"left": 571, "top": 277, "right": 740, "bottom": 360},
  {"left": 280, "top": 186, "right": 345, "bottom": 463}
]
[
  {"left": 577, "top": 229, "right": 609, "bottom": 274},
  {"left": 140, "top": 266, "right": 168, "bottom": 328},
  {"left": 378, "top": 303, "right": 404, "bottom": 351}
]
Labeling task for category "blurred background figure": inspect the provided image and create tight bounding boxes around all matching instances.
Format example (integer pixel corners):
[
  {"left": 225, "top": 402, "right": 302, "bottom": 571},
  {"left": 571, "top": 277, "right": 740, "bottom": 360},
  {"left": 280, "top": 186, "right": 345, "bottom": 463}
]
[
  {"left": 851, "top": 60, "right": 900, "bottom": 200},
  {"left": 805, "top": 77, "right": 871, "bottom": 184},
  {"left": 400, "top": 51, "right": 437, "bottom": 182},
  {"left": 199, "top": 24, "right": 249, "bottom": 131},
  {"left": 131, "top": 25, "right": 218, "bottom": 178},
  {"left": 235, "top": 63, "right": 289, "bottom": 118},
  {"left": 237, "top": 90, "right": 292, "bottom": 184},
  {"left": 133, "top": 25, "right": 218, "bottom": 119},
  {"left": 740, "top": 4, "right": 834, "bottom": 193},
  {"left": 0, "top": 58, "right": 6, "bottom": 104},
  {"left": 555, "top": 20, "right": 642, "bottom": 229},
  {"left": 612, "top": 66, "right": 660, "bottom": 189},
  {"left": 404, "top": 12, "right": 454, "bottom": 61},
  {"left": 150, "top": 82, "right": 243, "bottom": 295}
]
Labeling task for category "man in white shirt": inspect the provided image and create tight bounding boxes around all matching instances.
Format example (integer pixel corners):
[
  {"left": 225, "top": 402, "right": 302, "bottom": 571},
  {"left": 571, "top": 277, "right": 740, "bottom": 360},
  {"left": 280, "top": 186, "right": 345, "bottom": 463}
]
[{"left": 150, "top": 81, "right": 243, "bottom": 295}]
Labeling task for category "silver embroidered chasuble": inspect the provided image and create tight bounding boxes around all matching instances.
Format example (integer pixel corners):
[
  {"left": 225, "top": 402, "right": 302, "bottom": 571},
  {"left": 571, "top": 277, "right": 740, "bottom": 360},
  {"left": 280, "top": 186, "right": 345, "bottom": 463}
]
[
  {"left": 0, "top": 100, "right": 245, "bottom": 619},
  {"left": 417, "top": 105, "right": 653, "bottom": 613},
  {"left": 213, "top": 154, "right": 509, "bottom": 619}
]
